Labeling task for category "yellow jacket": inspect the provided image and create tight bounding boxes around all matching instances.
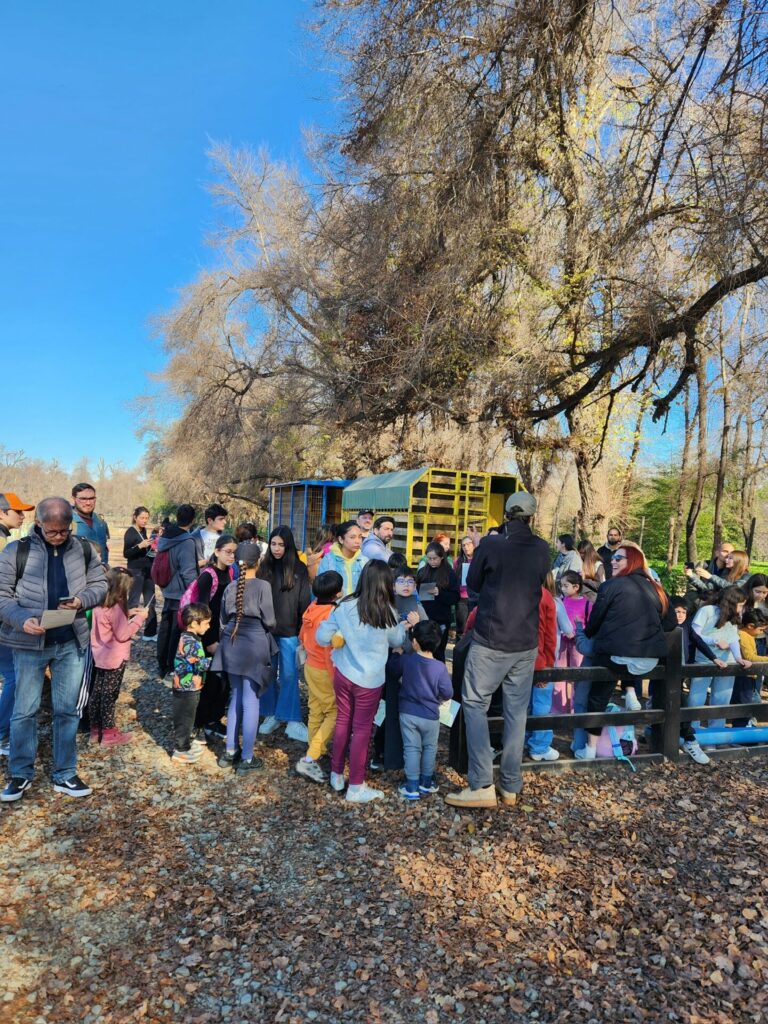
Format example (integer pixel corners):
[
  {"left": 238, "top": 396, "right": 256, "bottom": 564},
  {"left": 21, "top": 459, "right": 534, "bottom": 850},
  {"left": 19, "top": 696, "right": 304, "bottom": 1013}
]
[{"left": 737, "top": 628, "right": 768, "bottom": 663}]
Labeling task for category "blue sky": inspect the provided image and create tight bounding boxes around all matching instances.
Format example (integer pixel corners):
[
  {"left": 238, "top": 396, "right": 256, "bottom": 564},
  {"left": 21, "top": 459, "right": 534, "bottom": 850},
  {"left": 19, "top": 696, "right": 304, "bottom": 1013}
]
[{"left": 0, "top": 1, "right": 332, "bottom": 469}]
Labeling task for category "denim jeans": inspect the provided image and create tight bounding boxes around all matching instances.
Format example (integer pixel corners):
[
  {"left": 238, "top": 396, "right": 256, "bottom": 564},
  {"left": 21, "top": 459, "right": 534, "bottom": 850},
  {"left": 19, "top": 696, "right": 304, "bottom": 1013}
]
[
  {"left": 261, "top": 635, "right": 302, "bottom": 722},
  {"left": 462, "top": 641, "right": 537, "bottom": 793},
  {"left": 11, "top": 640, "right": 87, "bottom": 782},
  {"left": 0, "top": 643, "right": 17, "bottom": 741},
  {"left": 399, "top": 712, "right": 440, "bottom": 787},
  {"left": 687, "top": 671, "right": 735, "bottom": 730},
  {"left": 570, "top": 678, "right": 592, "bottom": 754},
  {"left": 526, "top": 682, "right": 554, "bottom": 755}
]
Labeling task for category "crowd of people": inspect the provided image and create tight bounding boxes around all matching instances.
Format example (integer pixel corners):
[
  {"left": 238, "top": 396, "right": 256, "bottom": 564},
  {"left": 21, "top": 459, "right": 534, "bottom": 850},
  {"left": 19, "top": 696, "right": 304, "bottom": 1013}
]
[{"left": 0, "top": 486, "right": 765, "bottom": 807}]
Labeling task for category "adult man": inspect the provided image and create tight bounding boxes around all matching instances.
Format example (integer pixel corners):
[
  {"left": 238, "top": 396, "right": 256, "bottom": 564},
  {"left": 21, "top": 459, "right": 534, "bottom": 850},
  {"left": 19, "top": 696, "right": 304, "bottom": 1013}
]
[
  {"left": 686, "top": 541, "right": 736, "bottom": 592},
  {"left": 156, "top": 504, "right": 199, "bottom": 677},
  {"left": 446, "top": 492, "right": 549, "bottom": 809},
  {"left": 356, "top": 509, "right": 374, "bottom": 540},
  {"left": 597, "top": 527, "right": 622, "bottom": 580},
  {"left": 361, "top": 515, "right": 395, "bottom": 562},
  {"left": 0, "top": 493, "right": 36, "bottom": 756},
  {"left": 0, "top": 497, "right": 108, "bottom": 801},
  {"left": 71, "top": 482, "right": 110, "bottom": 564},
  {"left": 196, "top": 503, "right": 228, "bottom": 562}
]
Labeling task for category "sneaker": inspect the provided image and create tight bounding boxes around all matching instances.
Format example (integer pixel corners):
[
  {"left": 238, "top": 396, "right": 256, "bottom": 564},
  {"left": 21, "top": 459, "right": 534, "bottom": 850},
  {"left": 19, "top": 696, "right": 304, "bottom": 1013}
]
[
  {"left": 204, "top": 721, "right": 227, "bottom": 739},
  {"left": 190, "top": 737, "right": 207, "bottom": 753},
  {"left": 398, "top": 783, "right": 420, "bottom": 801},
  {"left": 1, "top": 777, "right": 31, "bottom": 802},
  {"left": 143, "top": 634, "right": 157, "bottom": 642},
  {"left": 296, "top": 758, "right": 327, "bottom": 784},
  {"left": 445, "top": 785, "right": 497, "bottom": 808},
  {"left": 259, "top": 715, "right": 280, "bottom": 736},
  {"left": 100, "top": 729, "right": 134, "bottom": 746},
  {"left": 330, "top": 771, "right": 346, "bottom": 792},
  {"left": 235, "top": 757, "right": 264, "bottom": 774},
  {"left": 369, "top": 757, "right": 385, "bottom": 772},
  {"left": 171, "top": 749, "right": 201, "bottom": 764},
  {"left": 53, "top": 774, "right": 92, "bottom": 798},
  {"left": 682, "top": 740, "right": 711, "bottom": 765},
  {"left": 624, "top": 690, "right": 642, "bottom": 712},
  {"left": 529, "top": 746, "right": 560, "bottom": 762},
  {"left": 574, "top": 746, "right": 597, "bottom": 760},
  {"left": 217, "top": 748, "right": 241, "bottom": 768},
  {"left": 346, "top": 783, "right": 384, "bottom": 803},
  {"left": 285, "top": 721, "right": 309, "bottom": 743},
  {"left": 418, "top": 778, "right": 440, "bottom": 794},
  {"left": 497, "top": 786, "right": 518, "bottom": 807},
  {"left": 0, "top": 738, "right": 9, "bottom": 757}
]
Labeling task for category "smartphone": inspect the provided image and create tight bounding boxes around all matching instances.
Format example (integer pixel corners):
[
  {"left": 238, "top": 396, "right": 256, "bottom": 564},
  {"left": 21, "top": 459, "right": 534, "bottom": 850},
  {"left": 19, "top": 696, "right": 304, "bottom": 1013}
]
[
  {"left": 58, "top": 596, "right": 75, "bottom": 605},
  {"left": 684, "top": 562, "right": 695, "bottom": 571}
]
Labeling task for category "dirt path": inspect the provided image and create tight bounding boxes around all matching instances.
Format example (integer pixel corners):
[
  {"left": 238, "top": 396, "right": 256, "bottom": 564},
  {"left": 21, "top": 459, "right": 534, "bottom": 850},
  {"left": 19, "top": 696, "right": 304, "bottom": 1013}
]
[{"left": 2, "top": 645, "right": 766, "bottom": 1023}]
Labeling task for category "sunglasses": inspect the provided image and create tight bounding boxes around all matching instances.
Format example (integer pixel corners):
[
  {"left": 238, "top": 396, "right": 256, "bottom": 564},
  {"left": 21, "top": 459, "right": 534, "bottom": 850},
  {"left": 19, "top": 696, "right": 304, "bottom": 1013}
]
[{"left": 611, "top": 554, "right": 627, "bottom": 562}]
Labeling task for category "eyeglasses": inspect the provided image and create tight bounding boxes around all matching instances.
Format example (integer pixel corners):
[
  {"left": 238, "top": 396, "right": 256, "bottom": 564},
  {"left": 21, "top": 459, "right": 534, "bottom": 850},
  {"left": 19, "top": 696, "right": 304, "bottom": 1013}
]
[
  {"left": 77, "top": 496, "right": 96, "bottom": 502},
  {"left": 395, "top": 578, "right": 415, "bottom": 585},
  {"left": 41, "top": 526, "right": 72, "bottom": 538}
]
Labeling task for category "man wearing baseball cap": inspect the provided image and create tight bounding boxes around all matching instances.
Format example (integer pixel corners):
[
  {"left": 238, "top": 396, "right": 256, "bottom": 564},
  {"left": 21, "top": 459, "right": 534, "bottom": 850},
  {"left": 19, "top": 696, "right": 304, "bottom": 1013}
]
[
  {"left": 0, "top": 492, "right": 35, "bottom": 758},
  {"left": 356, "top": 509, "right": 375, "bottom": 540},
  {"left": 446, "top": 491, "right": 549, "bottom": 810},
  {"left": 0, "top": 493, "right": 35, "bottom": 553}
]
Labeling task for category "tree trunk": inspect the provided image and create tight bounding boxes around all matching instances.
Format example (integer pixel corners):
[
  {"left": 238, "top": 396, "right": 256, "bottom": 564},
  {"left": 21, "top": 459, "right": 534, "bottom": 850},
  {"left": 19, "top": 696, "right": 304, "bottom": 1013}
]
[
  {"left": 621, "top": 393, "right": 651, "bottom": 515},
  {"left": 685, "top": 348, "right": 709, "bottom": 563},
  {"left": 711, "top": 335, "right": 731, "bottom": 556},
  {"left": 566, "top": 405, "right": 608, "bottom": 537},
  {"left": 668, "top": 383, "right": 693, "bottom": 568}
]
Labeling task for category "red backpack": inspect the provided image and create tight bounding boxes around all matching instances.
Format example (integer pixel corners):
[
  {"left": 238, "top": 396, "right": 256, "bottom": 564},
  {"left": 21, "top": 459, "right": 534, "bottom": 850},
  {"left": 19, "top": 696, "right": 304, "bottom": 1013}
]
[
  {"left": 150, "top": 549, "right": 173, "bottom": 588},
  {"left": 177, "top": 566, "right": 234, "bottom": 627}
]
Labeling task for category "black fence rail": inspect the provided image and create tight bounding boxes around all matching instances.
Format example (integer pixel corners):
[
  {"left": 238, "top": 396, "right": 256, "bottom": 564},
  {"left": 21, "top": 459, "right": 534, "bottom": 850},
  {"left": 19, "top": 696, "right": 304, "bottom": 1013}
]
[{"left": 448, "top": 629, "right": 768, "bottom": 773}]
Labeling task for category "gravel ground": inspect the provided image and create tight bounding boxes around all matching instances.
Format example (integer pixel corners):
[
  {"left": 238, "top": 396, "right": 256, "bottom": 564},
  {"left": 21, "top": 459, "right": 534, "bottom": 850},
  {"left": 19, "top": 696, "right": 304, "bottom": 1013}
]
[{"left": 1, "top": 642, "right": 767, "bottom": 1024}]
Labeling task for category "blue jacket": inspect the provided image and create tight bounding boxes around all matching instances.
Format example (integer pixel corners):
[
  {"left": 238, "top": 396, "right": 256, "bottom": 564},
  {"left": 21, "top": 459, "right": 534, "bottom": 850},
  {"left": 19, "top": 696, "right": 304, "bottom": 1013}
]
[
  {"left": 317, "top": 543, "right": 368, "bottom": 596},
  {"left": 361, "top": 534, "right": 391, "bottom": 563},
  {"left": 391, "top": 652, "right": 453, "bottom": 720},
  {"left": 317, "top": 598, "right": 406, "bottom": 688},
  {"left": 71, "top": 509, "right": 110, "bottom": 563}
]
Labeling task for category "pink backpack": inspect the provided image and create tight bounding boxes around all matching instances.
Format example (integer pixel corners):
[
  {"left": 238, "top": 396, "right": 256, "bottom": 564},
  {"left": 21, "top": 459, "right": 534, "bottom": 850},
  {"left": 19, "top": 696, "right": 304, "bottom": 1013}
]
[{"left": 177, "top": 567, "right": 233, "bottom": 627}]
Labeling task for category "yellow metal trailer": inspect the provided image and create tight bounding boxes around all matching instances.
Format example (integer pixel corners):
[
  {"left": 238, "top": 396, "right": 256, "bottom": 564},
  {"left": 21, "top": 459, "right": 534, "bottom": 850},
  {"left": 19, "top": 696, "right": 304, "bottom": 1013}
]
[{"left": 341, "top": 467, "right": 521, "bottom": 564}]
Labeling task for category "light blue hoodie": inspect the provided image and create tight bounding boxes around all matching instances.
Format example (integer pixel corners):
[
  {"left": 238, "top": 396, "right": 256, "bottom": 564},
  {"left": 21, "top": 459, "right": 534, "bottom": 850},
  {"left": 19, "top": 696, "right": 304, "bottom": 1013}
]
[{"left": 316, "top": 598, "right": 406, "bottom": 688}]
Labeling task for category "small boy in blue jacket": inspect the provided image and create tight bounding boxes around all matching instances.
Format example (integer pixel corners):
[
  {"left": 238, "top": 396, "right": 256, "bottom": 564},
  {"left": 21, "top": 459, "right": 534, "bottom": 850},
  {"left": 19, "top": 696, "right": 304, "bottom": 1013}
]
[{"left": 393, "top": 620, "right": 453, "bottom": 799}]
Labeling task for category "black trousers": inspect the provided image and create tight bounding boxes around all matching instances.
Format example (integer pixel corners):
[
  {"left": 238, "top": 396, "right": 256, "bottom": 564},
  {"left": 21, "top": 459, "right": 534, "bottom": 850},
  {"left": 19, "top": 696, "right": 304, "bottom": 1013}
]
[
  {"left": 194, "top": 670, "right": 228, "bottom": 728},
  {"left": 157, "top": 603, "right": 180, "bottom": 677},
  {"left": 173, "top": 690, "right": 200, "bottom": 751},
  {"left": 128, "top": 571, "right": 157, "bottom": 636}
]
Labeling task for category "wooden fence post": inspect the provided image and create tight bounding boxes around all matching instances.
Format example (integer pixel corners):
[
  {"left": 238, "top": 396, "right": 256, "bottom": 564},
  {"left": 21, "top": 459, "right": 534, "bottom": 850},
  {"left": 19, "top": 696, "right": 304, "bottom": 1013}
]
[{"left": 653, "top": 628, "right": 682, "bottom": 762}]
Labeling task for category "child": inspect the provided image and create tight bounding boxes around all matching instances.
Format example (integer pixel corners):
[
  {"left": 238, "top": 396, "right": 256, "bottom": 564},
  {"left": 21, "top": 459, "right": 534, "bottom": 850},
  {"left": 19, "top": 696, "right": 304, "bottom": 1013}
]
[
  {"left": 688, "top": 588, "right": 751, "bottom": 730},
  {"left": 89, "top": 568, "right": 149, "bottom": 745},
  {"left": 213, "top": 542, "right": 276, "bottom": 774},
  {"left": 172, "top": 604, "right": 212, "bottom": 764},
  {"left": 526, "top": 586, "right": 558, "bottom": 761},
  {"left": 733, "top": 610, "right": 768, "bottom": 727},
  {"left": 393, "top": 620, "right": 453, "bottom": 799},
  {"left": 318, "top": 560, "right": 419, "bottom": 803},
  {"left": 415, "top": 543, "right": 460, "bottom": 662},
  {"left": 552, "top": 571, "right": 590, "bottom": 714},
  {"left": 296, "top": 570, "right": 344, "bottom": 783}
]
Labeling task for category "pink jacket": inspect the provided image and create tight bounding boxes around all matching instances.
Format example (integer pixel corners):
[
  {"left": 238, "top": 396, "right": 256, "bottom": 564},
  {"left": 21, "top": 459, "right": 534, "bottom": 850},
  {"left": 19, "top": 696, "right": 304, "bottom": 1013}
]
[{"left": 91, "top": 604, "right": 144, "bottom": 670}]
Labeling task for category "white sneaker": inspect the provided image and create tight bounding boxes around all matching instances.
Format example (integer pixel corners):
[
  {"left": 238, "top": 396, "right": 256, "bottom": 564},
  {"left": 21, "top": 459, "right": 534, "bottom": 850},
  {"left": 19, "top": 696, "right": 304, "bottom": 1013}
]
[
  {"left": 0, "top": 739, "right": 9, "bottom": 758},
  {"left": 624, "top": 691, "right": 642, "bottom": 712},
  {"left": 345, "top": 784, "right": 384, "bottom": 803},
  {"left": 682, "top": 740, "right": 711, "bottom": 765},
  {"left": 574, "top": 746, "right": 596, "bottom": 760},
  {"left": 296, "top": 758, "right": 326, "bottom": 784},
  {"left": 285, "top": 721, "right": 309, "bottom": 743},
  {"left": 259, "top": 715, "right": 280, "bottom": 736},
  {"left": 529, "top": 746, "right": 559, "bottom": 762},
  {"left": 330, "top": 771, "right": 346, "bottom": 792},
  {"left": 143, "top": 634, "right": 157, "bottom": 642}
]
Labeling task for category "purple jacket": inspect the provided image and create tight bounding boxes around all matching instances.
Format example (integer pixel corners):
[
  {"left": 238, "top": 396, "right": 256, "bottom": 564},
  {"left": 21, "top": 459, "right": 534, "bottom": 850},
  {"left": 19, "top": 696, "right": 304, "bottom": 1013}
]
[{"left": 392, "top": 652, "right": 453, "bottom": 720}]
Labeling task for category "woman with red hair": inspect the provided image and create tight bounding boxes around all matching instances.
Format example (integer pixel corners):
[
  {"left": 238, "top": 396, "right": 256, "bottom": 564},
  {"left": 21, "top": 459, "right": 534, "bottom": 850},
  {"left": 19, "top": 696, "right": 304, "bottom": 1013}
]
[{"left": 577, "top": 544, "right": 675, "bottom": 759}]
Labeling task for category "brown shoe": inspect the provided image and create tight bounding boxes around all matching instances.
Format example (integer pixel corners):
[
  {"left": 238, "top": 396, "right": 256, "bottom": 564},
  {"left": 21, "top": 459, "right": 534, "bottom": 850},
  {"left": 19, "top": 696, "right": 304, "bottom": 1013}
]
[
  {"left": 445, "top": 785, "right": 498, "bottom": 808},
  {"left": 497, "top": 787, "right": 517, "bottom": 807}
]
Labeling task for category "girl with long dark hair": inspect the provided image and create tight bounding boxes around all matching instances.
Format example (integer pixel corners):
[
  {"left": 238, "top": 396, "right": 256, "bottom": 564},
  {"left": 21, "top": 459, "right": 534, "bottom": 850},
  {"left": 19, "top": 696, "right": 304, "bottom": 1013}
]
[
  {"left": 688, "top": 587, "right": 752, "bottom": 730},
  {"left": 317, "top": 560, "right": 419, "bottom": 802},
  {"left": 212, "top": 543, "right": 276, "bottom": 774},
  {"left": 257, "top": 526, "right": 312, "bottom": 741},
  {"left": 193, "top": 535, "right": 237, "bottom": 739},
  {"left": 416, "top": 542, "right": 460, "bottom": 661},
  {"left": 123, "top": 506, "right": 157, "bottom": 637}
]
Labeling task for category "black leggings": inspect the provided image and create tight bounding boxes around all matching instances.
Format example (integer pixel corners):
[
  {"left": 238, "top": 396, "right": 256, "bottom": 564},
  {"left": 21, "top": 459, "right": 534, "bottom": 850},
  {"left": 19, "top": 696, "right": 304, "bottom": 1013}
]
[
  {"left": 90, "top": 662, "right": 128, "bottom": 735},
  {"left": 586, "top": 656, "right": 641, "bottom": 736}
]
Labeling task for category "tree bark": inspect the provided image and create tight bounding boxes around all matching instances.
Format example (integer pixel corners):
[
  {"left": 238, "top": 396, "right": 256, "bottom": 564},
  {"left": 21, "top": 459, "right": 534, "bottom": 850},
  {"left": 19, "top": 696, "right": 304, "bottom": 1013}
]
[
  {"left": 711, "top": 332, "right": 731, "bottom": 556},
  {"left": 621, "top": 394, "right": 651, "bottom": 516},
  {"left": 685, "top": 347, "right": 709, "bottom": 563},
  {"left": 668, "top": 382, "right": 692, "bottom": 568}
]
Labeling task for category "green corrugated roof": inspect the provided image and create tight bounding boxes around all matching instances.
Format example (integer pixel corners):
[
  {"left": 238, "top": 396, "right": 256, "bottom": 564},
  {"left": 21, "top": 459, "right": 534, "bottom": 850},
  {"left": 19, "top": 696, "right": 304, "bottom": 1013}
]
[{"left": 341, "top": 468, "right": 427, "bottom": 512}]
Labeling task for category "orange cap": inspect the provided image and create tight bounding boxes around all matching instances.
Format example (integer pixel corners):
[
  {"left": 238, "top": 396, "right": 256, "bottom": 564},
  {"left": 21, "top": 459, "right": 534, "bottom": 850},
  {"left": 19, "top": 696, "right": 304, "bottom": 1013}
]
[{"left": 0, "top": 493, "right": 35, "bottom": 512}]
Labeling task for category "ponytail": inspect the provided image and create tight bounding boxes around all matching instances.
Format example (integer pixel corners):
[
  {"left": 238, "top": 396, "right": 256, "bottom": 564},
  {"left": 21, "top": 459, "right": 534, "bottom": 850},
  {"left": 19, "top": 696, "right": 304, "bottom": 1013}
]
[
  {"left": 230, "top": 565, "right": 247, "bottom": 644},
  {"left": 230, "top": 541, "right": 262, "bottom": 643}
]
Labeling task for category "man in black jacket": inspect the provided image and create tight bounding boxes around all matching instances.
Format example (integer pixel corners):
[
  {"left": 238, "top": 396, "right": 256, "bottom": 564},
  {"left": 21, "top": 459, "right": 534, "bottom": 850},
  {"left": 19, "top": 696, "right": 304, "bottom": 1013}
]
[
  {"left": 446, "top": 492, "right": 550, "bottom": 809},
  {"left": 597, "top": 527, "right": 622, "bottom": 580}
]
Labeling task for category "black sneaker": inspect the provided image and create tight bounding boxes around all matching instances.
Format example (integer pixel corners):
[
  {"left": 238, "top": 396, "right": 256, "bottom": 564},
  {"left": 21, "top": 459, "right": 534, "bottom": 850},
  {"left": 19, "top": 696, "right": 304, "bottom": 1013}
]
[
  {"left": 235, "top": 757, "right": 264, "bottom": 774},
  {"left": 1, "top": 777, "right": 31, "bottom": 802},
  {"left": 204, "top": 721, "right": 227, "bottom": 739},
  {"left": 217, "top": 748, "right": 242, "bottom": 769},
  {"left": 369, "top": 757, "right": 385, "bottom": 772},
  {"left": 53, "top": 774, "right": 92, "bottom": 798}
]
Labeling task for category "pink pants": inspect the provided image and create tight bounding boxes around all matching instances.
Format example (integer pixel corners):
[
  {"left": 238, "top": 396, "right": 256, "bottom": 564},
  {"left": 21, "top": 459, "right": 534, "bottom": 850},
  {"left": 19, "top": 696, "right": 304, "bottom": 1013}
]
[
  {"left": 552, "top": 637, "right": 583, "bottom": 714},
  {"left": 330, "top": 669, "right": 383, "bottom": 786}
]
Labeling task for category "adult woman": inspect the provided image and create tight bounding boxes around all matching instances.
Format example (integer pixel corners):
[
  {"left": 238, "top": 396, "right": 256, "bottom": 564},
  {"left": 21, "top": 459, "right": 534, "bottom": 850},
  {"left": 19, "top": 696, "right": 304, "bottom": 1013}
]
[
  {"left": 577, "top": 545, "right": 677, "bottom": 759},
  {"left": 317, "top": 520, "right": 368, "bottom": 595},
  {"left": 553, "top": 534, "right": 583, "bottom": 585},
  {"left": 194, "top": 535, "right": 237, "bottom": 738},
  {"left": 453, "top": 536, "right": 478, "bottom": 636},
  {"left": 686, "top": 550, "right": 751, "bottom": 592},
  {"left": 688, "top": 587, "right": 751, "bottom": 730},
  {"left": 576, "top": 539, "right": 605, "bottom": 598},
  {"left": 306, "top": 524, "right": 335, "bottom": 582},
  {"left": 123, "top": 506, "right": 156, "bottom": 638},
  {"left": 257, "top": 526, "right": 312, "bottom": 741},
  {"left": 416, "top": 542, "right": 460, "bottom": 662}
]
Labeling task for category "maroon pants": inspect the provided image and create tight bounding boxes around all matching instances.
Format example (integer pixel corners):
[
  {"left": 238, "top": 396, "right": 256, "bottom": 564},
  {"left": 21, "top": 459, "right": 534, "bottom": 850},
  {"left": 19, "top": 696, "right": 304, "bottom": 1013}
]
[{"left": 330, "top": 669, "right": 383, "bottom": 786}]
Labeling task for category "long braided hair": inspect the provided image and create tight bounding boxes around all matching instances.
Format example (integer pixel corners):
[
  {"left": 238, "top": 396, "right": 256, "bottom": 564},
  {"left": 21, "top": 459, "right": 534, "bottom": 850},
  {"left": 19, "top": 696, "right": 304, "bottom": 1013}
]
[{"left": 231, "top": 542, "right": 262, "bottom": 643}]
